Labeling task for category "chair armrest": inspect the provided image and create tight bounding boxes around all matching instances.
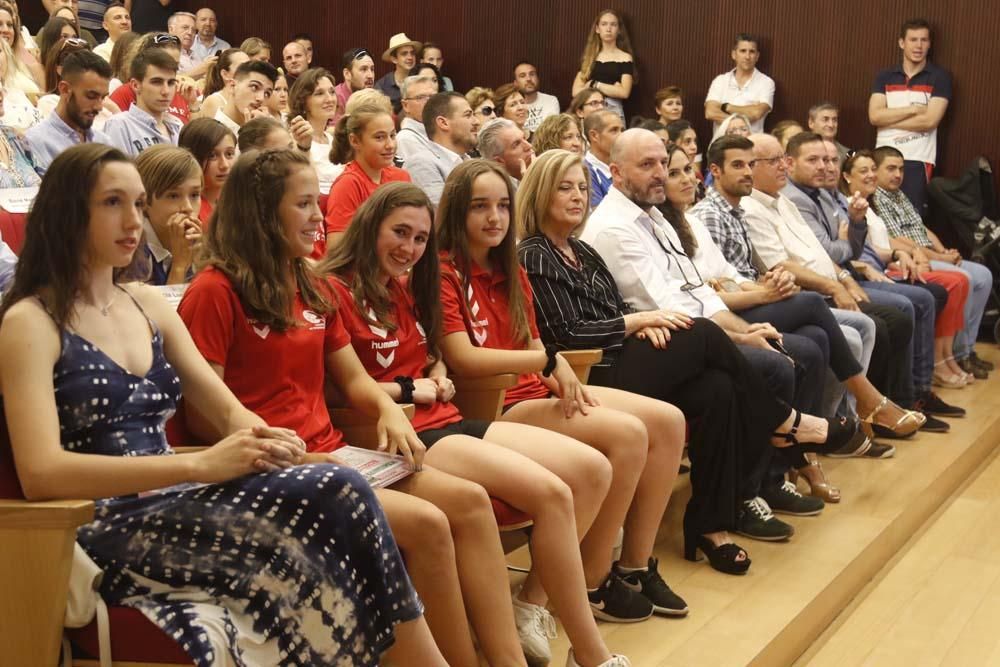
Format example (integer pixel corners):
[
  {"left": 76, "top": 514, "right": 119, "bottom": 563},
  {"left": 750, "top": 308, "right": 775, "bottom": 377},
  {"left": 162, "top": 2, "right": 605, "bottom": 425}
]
[
  {"left": 452, "top": 373, "right": 518, "bottom": 421},
  {"left": 560, "top": 349, "right": 603, "bottom": 383},
  {"left": 328, "top": 404, "right": 416, "bottom": 450},
  {"left": 0, "top": 498, "right": 94, "bottom": 666}
]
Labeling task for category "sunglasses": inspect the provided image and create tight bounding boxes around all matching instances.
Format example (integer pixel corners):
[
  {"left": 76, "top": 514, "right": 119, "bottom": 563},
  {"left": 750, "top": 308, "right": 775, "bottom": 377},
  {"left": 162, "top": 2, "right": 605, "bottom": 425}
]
[
  {"left": 478, "top": 106, "right": 496, "bottom": 117},
  {"left": 152, "top": 33, "right": 181, "bottom": 46},
  {"left": 59, "top": 37, "right": 89, "bottom": 51},
  {"left": 350, "top": 48, "right": 370, "bottom": 61}
]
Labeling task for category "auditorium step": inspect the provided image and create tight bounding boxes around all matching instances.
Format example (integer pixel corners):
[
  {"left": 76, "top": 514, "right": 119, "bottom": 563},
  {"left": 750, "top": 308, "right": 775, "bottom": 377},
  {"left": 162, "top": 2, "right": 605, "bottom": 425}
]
[{"left": 505, "top": 345, "right": 1000, "bottom": 667}]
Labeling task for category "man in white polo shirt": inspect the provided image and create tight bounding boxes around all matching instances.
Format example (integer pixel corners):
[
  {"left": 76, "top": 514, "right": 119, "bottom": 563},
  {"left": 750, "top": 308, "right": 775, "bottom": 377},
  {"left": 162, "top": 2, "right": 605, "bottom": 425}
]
[{"left": 705, "top": 33, "right": 775, "bottom": 134}]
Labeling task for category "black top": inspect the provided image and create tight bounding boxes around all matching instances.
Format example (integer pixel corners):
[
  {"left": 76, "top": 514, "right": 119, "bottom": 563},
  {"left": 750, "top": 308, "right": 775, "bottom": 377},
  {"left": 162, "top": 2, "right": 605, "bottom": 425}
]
[
  {"left": 589, "top": 60, "right": 634, "bottom": 86},
  {"left": 518, "top": 234, "right": 631, "bottom": 360},
  {"left": 130, "top": 0, "right": 173, "bottom": 34}
]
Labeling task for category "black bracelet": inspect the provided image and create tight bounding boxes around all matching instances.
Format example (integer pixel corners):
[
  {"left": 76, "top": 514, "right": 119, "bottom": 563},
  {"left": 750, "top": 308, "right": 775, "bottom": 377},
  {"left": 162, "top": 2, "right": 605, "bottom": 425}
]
[
  {"left": 394, "top": 376, "right": 415, "bottom": 403},
  {"left": 891, "top": 249, "right": 900, "bottom": 262},
  {"left": 721, "top": 102, "right": 730, "bottom": 114},
  {"left": 541, "top": 345, "right": 559, "bottom": 377}
]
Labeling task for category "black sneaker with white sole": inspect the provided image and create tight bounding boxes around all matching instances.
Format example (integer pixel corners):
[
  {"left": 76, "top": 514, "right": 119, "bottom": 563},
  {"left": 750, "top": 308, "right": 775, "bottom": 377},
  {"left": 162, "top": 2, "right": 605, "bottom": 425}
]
[
  {"left": 735, "top": 497, "right": 794, "bottom": 541},
  {"left": 615, "top": 558, "right": 688, "bottom": 617},
  {"left": 761, "top": 480, "right": 824, "bottom": 516},
  {"left": 587, "top": 572, "right": 653, "bottom": 623},
  {"left": 863, "top": 441, "right": 896, "bottom": 458}
]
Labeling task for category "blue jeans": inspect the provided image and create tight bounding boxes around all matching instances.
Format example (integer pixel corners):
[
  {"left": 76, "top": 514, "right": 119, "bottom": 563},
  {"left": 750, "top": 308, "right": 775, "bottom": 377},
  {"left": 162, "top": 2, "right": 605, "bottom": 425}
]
[
  {"left": 861, "top": 280, "right": 937, "bottom": 394},
  {"left": 930, "top": 259, "right": 993, "bottom": 357}
]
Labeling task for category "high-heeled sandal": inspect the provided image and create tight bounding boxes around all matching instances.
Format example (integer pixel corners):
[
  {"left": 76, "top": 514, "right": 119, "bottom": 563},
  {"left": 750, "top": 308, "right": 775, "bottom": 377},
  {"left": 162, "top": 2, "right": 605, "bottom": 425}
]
[
  {"left": 772, "top": 411, "right": 864, "bottom": 456},
  {"left": 861, "top": 395, "right": 925, "bottom": 438},
  {"left": 789, "top": 454, "right": 841, "bottom": 503},
  {"left": 683, "top": 534, "right": 751, "bottom": 575},
  {"left": 933, "top": 359, "right": 968, "bottom": 389}
]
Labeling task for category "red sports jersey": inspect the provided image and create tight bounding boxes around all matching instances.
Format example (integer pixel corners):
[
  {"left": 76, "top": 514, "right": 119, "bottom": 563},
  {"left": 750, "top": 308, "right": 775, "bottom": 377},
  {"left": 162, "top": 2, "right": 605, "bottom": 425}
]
[
  {"left": 439, "top": 258, "right": 549, "bottom": 406},
  {"left": 178, "top": 266, "right": 349, "bottom": 452},
  {"left": 323, "top": 161, "right": 411, "bottom": 237},
  {"left": 330, "top": 276, "right": 461, "bottom": 432}
]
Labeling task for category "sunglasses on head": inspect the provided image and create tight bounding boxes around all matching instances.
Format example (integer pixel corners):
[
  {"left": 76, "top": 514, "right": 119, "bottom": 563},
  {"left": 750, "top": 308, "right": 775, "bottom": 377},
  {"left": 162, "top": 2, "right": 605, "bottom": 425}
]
[
  {"left": 479, "top": 106, "right": 495, "bottom": 117},
  {"left": 351, "top": 48, "right": 370, "bottom": 61},
  {"left": 59, "top": 36, "right": 89, "bottom": 51},
  {"left": 153, "top": 33, "right": 181, "bottom": 46}
]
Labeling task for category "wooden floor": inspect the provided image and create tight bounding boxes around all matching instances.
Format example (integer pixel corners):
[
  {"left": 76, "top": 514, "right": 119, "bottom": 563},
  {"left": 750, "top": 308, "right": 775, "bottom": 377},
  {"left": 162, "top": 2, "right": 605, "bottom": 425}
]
[{"left": 506, "top": 344, "right": 1000, "bottom": 667}]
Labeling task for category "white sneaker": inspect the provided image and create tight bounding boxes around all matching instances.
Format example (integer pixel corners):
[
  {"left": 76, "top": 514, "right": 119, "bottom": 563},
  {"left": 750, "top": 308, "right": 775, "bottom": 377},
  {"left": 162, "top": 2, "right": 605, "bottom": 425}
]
[
  {"left": 513, "top": 594, "right": 557, "bottom": 666},
  {"left": 565, "top": 649, "right": 632, "bottom": 667}
]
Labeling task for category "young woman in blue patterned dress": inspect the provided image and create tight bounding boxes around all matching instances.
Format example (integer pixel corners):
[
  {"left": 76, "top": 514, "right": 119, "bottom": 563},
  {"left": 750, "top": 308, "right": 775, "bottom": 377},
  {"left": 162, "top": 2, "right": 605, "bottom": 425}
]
[{"left": 0, "top": 143, "right": 446, "bottom": 666}]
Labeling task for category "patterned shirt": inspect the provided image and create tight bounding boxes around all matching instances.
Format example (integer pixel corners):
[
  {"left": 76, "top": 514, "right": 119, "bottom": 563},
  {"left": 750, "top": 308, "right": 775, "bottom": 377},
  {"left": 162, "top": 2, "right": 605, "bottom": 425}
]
[
  {"left": 872, "top": 186, "right": 932, "bottom": 247},
  {"left": 690, "top": 186, "right": 759, "bottom": 280}
]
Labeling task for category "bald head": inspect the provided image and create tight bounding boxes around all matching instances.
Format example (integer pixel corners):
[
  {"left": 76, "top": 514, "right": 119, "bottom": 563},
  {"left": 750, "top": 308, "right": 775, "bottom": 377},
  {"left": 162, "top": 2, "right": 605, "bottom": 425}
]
[
  {"left": 748, "top": 133, "right": 787, "bottom": 196},
  {"left": 608, "top": 128, "right": 669, "bottom": 210},
  {"left": 748, "top": 132, "right": 780, "bottom": 156}
]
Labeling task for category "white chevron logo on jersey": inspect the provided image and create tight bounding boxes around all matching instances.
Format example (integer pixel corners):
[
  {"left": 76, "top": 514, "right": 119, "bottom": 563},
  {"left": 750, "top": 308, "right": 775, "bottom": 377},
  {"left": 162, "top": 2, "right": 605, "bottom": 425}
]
[
  {"left": 376, "top": 350, "right": 395, "bottom": 368},
  {"left": 467, "top": 285, "right": 480, "bottom": 317},
  {"left": 473, "top": 328, "right": 488, "bottom": 345},
  {"left": 365, "top": 304, "right": 388, "bottom": 338}
]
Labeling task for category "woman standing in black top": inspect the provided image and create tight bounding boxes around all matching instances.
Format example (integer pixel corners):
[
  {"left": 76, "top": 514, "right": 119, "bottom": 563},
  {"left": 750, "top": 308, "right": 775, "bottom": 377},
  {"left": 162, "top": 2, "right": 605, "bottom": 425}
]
[
  {"left": 130, "top": 0, "right": 173, "bottom": 34},
  {"left": 516, "top": 151, "right": 863, "bottom": 575},
  {"left": 572, "top": 9, "right": 634, "bottom": 121}
]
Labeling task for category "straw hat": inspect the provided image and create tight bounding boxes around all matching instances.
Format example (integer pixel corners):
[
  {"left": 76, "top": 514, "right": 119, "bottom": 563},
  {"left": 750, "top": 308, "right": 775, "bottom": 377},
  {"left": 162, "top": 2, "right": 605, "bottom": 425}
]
[{"left": 382, "top": 33, "right": 422, "bottom": 62}]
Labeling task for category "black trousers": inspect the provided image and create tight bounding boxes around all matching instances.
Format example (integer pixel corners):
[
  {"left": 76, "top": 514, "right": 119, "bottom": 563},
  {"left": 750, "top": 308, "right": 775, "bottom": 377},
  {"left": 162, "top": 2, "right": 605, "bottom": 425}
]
[
  {"left": 589, "top": 318, "right": 790, "bottom": 537},
  {"left": 859, "top": 302, "right": 913, "bottom": 404}
]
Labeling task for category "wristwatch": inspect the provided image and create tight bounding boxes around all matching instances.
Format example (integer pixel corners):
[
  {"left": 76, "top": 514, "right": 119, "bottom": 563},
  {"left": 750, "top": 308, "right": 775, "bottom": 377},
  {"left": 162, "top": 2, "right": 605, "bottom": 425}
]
[{"left": 721, "top": 103, "right": 730, "bottom": 114}]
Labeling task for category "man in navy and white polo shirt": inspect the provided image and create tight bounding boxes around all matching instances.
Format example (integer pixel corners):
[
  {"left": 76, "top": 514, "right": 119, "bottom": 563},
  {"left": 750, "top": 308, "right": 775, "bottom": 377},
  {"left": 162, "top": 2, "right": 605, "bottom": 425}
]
[{"left": 868, "top": 18, "right": 952, "bottom": 217}]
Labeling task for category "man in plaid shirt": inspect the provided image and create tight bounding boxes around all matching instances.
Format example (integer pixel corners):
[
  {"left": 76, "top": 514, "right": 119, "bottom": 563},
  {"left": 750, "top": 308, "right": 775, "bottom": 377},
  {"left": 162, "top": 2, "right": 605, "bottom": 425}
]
[{"left": 871, "top": 145, "right": 994, "bottom": 377}]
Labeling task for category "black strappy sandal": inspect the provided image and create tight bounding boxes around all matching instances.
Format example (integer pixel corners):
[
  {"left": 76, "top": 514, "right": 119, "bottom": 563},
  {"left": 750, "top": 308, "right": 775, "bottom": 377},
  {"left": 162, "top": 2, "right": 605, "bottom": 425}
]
[
  {"left": 772, "top": 412, "right": 865, "bottom": 456},
  {"left": 684, "top": 534, "right": 751, "bottom": 575}
]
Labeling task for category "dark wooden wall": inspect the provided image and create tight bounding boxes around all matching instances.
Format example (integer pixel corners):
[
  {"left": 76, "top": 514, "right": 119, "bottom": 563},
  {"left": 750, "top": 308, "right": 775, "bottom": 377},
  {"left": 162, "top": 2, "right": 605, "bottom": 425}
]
[{"left": 23, "top": 1, "right": 1000, "bottom": 181}]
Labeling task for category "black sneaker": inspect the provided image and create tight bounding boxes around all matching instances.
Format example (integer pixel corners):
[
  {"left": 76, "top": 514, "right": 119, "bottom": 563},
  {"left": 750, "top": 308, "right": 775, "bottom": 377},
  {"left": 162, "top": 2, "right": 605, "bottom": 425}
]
[
  {"left": 827, "top": 429, "right": 873, "bottom": 458},
  {"left": 863, "top": 441, "right": 896, "bottom": 458},
  {"left": 919, "top": 413, "right": 950, "bottom": 433},
  {"left": 916, "top": 392, "right": 966, "bottom": 418},
  {"left": 615, "top": 558, "right": 689, "bottom": 617},
  {"left": 587, "top": 572, "right": 653, "bottom": 623},
  {"left": 735, "top": 497, "right": 794, "bottom": 541},
  {"left": 970, "top": 351, "right": 995, "bottom": 371},
  {"left": 761, "top": 480, "right": 824, "bottom": 516}
]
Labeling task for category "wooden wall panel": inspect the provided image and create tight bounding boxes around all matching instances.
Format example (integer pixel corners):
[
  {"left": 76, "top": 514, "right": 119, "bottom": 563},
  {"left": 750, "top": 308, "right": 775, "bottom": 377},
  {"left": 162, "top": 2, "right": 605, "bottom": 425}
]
[{"left": 28, "top": 1, "right": 1000, "bottom": 182}]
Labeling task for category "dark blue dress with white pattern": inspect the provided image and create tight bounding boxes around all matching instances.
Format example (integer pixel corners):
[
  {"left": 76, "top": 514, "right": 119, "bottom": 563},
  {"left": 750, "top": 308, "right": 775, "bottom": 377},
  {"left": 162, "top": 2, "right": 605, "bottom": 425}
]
[{"left": 52, "top": 291, "right": 422, "bottom": 666}]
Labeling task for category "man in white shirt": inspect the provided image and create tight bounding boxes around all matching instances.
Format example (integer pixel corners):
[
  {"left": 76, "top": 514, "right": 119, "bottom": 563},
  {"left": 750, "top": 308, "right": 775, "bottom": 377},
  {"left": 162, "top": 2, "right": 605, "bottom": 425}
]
[
  {"left": 405, "top": 92, "right": 478, "bottom": 206},
  {"left": 394, "top": 75, "right": 437, "bottom": 163},
  {"left": 191, "top": 8, "right": 230, "bottom": 65},
  {"left": 704, "top": 33, "right": 775, "bottom": 134},
  {"left": 216, "top": 61, "right": 277, "bottom": 133},
  {"left": 583, "top": 129, "right": 835, "bottom": 533},
  {"left": 167, "top": 12, "right": 212, "bottom": 80},
  {"left": 93, "top": 2, "right": 130, "bottom": 62},
  {"left": 514, "top": 61, "right": 560, "bottom": 132}
]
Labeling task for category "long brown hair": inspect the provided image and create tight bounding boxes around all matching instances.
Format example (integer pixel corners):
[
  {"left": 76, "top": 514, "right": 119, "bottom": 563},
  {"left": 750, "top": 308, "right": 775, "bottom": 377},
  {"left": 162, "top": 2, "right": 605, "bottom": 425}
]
[
  {"left": 658, "top": 142, "right": 698, "bottom": 257},
  {"left": 0, "top": 144, "right": 145, "bottom": 329},
  {"left": 287, "top": 67, "right": 335, "bottom": 121},
  {"left": 437, "top": 159, "right": 532, "bottom": 346},
  {"left": 200, "top": 149, "right": 333, "bottom": 330},
  {"left": 317, "top": 182, "right": 442, "bottom": 364},
  {"left": 203, "top": 47, "right": 243, "bottom": 98},
  {"left": 578, "top": 9, "right": 635, "bottom": 82}
]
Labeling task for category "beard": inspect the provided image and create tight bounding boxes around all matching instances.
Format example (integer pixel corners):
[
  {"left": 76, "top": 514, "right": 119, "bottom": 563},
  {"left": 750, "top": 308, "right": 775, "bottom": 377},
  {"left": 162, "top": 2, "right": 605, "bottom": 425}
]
[{"left": 66, "top": 94, "right": 95, "bottom": 130}]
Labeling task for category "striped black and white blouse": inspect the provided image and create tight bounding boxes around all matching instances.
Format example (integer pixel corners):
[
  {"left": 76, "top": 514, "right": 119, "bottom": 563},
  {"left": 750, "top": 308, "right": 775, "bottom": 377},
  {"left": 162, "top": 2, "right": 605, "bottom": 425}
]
[{"left": 518, "top": 233, "right": 631, "bottom": 360}]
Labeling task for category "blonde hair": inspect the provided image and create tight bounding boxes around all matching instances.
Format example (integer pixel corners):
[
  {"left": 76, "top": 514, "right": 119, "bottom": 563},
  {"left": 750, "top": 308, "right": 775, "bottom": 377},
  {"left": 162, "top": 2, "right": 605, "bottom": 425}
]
[
  {"left": 135, "top": 145, "right": 202, "bottom": 201},
  {"left": 516, "top": 149, "right": 590, "bottom": 238},
  {"left": 344, "top": 87, "right": 392, "bottom": 115},
  {"left": 465, "top": 86, "right": 494, "bottom": 110},
  {"left": 578, "top": 9, "right": 635, "bottom": 82}
]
